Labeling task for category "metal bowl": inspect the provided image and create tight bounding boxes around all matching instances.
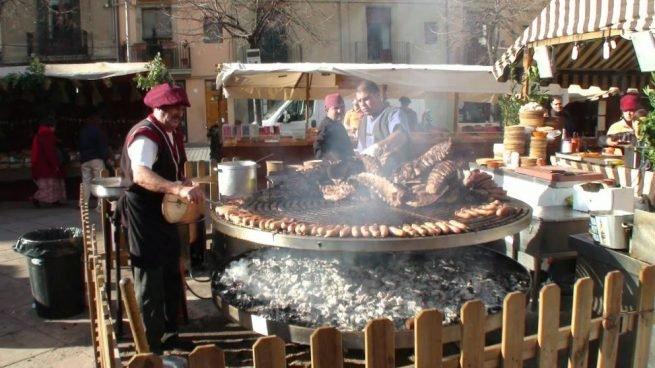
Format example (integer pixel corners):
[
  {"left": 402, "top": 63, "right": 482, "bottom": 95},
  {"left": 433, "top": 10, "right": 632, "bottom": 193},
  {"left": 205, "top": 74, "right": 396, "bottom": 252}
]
[{"left": 90, "top": 177, "right": 127, "bottom": 200}]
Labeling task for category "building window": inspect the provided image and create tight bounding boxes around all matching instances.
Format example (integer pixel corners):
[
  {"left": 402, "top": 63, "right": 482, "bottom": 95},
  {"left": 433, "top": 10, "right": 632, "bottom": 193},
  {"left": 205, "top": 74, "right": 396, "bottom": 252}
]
[
  {"left": 203, "top": 17, "right": 222, "bottom": 43},
  {"left": 141, "top": 7, "right": 172, "bottom": 41},
  {"left": 424, "top": 22, "right": 438, "bottom": 44},
  {"left": 366, "top": 7, "right": 391, "bottom": 62}
]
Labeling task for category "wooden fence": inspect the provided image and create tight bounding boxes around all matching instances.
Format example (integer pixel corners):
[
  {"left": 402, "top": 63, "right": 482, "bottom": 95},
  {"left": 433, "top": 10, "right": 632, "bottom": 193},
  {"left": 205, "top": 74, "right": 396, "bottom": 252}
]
[
  {"left": 80, "top": 173, "right": 655, "bottom": 368},
  {"left": 80, "top": 196, "right": 121, "bottom": 368},
  {"left": 117, "top": 266, "right": 655, "bottom": 368}
]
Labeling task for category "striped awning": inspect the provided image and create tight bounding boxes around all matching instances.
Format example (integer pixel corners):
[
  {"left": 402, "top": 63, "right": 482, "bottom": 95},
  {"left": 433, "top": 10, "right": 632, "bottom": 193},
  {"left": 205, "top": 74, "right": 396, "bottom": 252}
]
[{"left": 493, "top": 0, "right": 655, "bottom": 89}]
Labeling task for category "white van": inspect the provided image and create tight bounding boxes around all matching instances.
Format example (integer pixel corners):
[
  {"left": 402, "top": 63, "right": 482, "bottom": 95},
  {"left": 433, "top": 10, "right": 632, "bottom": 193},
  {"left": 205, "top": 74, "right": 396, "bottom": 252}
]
[{"left": 260, "top": 100, "right": 326, "bottom": 139}]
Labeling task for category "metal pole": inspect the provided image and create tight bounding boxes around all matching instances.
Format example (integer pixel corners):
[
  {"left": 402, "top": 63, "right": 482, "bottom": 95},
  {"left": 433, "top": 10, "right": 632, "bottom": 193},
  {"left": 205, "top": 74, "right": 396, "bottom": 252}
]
[{"left": 124, "top": 0, "right": 131, "bottom": 62}]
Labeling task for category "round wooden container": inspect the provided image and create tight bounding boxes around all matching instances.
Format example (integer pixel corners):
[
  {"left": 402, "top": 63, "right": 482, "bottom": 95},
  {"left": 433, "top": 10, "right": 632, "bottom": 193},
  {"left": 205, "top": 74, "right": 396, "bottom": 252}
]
[
  {"left": 162, "top": 194, "right": 204, "bottom": 224},
  {"left": 504, "top": 126, "right": 526, "bottom": 154},
  {"left": 529, "top": 136, "right": 547, "bottom": 159},
  {"left": 519, "top": 111, "right": 545, "bottom": 128},
  {"left": 520, "top": 157, "right": 537, "bottom": 167}
]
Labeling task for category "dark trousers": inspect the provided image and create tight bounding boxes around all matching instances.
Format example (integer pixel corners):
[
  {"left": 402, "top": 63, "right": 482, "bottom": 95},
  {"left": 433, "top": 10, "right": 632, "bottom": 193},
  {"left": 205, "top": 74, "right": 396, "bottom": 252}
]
[{"left": 133, "top": 256, "right": 183, "bottom": 354}]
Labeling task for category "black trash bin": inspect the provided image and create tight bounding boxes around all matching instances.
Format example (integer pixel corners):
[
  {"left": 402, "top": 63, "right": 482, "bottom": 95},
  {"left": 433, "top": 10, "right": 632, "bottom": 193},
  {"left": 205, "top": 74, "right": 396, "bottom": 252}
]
[{"left": 14, "top": 227, "right": 84, "bottom": 318}]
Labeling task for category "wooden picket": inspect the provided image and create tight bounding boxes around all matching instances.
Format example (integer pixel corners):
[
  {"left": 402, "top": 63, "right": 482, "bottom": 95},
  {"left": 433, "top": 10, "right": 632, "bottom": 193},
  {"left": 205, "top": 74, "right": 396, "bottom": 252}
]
[
  {"left": 365, "top": 318, "right": 395, "bottom": 368},
  {"left": 188, "top": 344, "right": 226, "bottom": 368},
  {"left": 633, "top": 265, "right": 655, "bottom": 368},
  {"left": 460, "top": 300, "right": 485, "bottom": 367},
  {"left": 310, "top": 327, "right": 343, "bottom": 368},
  {"left": 597, "top": 272, "right": 623, "bottom": 368},
  {"left": 414, "top": 309, "right": 443, "bottom": 368},
  {"left": 538, "top": 284, "right": 561, "bottom": 368},
  {"left": 252, "top": 336, "right": 286, "bottom": 368},
  {"left": 502, "top": 292, "right": 526, "bottom": 368}
]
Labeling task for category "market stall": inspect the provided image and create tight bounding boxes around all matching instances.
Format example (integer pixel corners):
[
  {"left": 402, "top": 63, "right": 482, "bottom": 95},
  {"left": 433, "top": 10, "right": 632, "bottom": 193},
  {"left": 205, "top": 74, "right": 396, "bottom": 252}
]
[{"left": 0, "top": 62, "right": 149, "bottom": 200}]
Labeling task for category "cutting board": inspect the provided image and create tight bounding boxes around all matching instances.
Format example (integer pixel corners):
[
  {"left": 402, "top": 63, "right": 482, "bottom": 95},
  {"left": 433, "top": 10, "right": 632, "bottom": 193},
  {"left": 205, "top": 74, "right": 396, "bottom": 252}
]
[{"left": 514, "top": 165, "right": 605, "bottom": 182}]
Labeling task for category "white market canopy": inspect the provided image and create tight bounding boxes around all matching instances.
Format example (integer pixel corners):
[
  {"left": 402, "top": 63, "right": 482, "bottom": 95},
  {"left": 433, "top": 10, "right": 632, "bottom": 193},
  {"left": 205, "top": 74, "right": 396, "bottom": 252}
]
[
  {"left": 0, "top": 62, "right": 148, "bottom": 80},
  {"left": 216, "top": 63, "right": 514, "bottom": 101},
  {"left": 493, "top": 0, "right": 655, "bottom": 90}
]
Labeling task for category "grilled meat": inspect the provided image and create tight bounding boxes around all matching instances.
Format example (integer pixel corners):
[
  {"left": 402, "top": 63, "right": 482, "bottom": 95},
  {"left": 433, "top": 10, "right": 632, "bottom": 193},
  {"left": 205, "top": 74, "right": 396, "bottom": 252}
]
[
  {"left": 425, "top": 160, "right": 457, "bottom": 194},
  {"left": 352, "top": 172, "right": 406, "bottom": 207}
]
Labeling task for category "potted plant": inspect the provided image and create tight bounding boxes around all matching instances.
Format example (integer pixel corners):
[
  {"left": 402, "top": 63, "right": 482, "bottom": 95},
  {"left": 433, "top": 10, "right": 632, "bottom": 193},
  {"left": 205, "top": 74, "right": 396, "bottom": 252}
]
[{"left": 498, "top": 66, "right": 550, "bottom": 127}]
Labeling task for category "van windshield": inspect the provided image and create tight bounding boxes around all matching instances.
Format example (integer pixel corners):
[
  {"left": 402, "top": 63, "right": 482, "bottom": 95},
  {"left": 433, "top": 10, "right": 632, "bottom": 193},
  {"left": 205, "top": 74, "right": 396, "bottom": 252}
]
[{"left": 263, "top": 101, "right": 288, "bottom": 119}]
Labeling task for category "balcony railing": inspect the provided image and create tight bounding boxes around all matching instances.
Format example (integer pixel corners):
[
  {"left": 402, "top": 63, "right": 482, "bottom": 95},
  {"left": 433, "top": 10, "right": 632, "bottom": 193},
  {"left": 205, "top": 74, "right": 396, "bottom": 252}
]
[
  {"left": 26, "top": 30, "right": 91, "bottom": 61},
  {"left": 126, "top": 41, "right": 191, "bottom": 70},
  {"left": 351, "top": 41, "right": 411, "bottom": 64}
]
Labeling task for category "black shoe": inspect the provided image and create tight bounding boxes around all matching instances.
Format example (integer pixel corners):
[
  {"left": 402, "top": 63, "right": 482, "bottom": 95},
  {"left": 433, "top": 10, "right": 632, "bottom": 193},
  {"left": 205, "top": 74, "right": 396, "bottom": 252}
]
[{"left": 161, "top": 334, "right": 195, "bottom": 352}]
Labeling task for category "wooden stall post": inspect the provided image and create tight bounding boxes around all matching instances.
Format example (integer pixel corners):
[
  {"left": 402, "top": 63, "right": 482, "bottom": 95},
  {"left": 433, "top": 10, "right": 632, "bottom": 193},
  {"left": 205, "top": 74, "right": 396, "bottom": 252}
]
[
  {"left": 310, "top": 327, "right": 343, "bottom": 368},
  {"left": 119, "top": 278, "right": 150, "bottom": 354},
  {"left": 414, "top": 309, "right": 443, "bottom": 368},
  {"left": 502, "top": 292, "right": 526, "bottom": 368},
  {"left": 632, "top": 265, "right": 655, "bottom": 368},
  {"left": 460, "top": 300, "right": 485, "bottom": 367},
  {"left": 568, "top": 278, "right": 594, "bottom": 368},
  {"left": 252, "top": 336, "right": 286, "bottom": 368},
  {"left": 365, "top": 318, "right": 395, "bottom": 368},
  {"left": 188, "top": 344, "right": 226, "bottom": 368},
  {"left": 521, "top": 48, "right": 533, "bottom": 99},
  {"left": 538, "top": 284, "right": 561, "bottom": 368},
  {"left": 596, "top": 271, "right": 623, "bottom": 368}
]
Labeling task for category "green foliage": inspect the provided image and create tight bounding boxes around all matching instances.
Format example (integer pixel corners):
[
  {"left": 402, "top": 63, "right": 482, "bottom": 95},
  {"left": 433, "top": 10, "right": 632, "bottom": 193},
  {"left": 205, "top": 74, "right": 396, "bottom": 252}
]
[
  {"left": 498, "top": 65, "right": 550, "bottom": 126},
  {"left": 1, "top": 57, "right": 46, "bottom": 91},
  {"left": 640, "top": 73, "right": 655, "bottom": 166},
  {"left": 134, "top": 53, "right": 173, "bottom": 91}
]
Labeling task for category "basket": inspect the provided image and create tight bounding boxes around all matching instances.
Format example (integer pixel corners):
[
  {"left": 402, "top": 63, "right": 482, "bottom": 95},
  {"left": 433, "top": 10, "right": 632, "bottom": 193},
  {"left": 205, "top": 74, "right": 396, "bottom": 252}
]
[{"left": 519, "top": 111, "right": 545, "bottom": 128}]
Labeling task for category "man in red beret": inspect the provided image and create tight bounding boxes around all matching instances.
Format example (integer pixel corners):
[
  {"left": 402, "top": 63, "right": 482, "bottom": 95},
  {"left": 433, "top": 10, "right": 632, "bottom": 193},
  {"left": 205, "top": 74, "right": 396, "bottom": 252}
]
[
  {"left": 313, "top": 92, "right": 354, "bottom": 161},
  {"left": 606, "top": 92, "right": 640, "bottom": 147},
  {"left": 118, "top": 82, "right": 203, "bottom": 354}
]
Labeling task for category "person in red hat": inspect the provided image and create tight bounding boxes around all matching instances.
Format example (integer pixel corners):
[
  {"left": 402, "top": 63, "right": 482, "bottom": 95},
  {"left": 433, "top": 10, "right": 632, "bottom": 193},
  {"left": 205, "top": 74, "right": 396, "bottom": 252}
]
[
  {"left": 606, "top": 92, "right": 641, "bottom": 147},
  {"left": 118, "top": 82, "right": 203, "bottom": 354},
  {"left": 313, "top": 93, "right": 354, "bottom": 161}
]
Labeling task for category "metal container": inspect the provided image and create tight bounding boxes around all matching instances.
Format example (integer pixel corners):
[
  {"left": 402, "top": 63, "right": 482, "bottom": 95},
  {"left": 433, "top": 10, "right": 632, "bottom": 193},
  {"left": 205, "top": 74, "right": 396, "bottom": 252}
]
[
  {"left": 590, "top": 210, "right": 633, "bottom": 250},
  {"left": 89, "top": 177, "right": 127, "bottom": 200},
  {"left": 216, "top": 160, "right": 258, "bottom": 198}
]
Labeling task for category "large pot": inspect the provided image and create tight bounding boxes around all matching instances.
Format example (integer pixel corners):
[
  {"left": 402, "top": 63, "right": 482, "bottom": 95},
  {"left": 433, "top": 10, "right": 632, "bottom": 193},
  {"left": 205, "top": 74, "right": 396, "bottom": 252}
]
[{"left": 216, "top": 160, "right": 258, "bottom": 198}]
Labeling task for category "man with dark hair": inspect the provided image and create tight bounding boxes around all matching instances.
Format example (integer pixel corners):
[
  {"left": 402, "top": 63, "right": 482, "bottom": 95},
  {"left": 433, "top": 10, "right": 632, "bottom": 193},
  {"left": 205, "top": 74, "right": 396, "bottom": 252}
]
[
  {"left": 399, "top": 96, "right": 418, "bottom": 131},
  {"left": 79, "top": 110, "right": 111, "bottom": 209},
  {"left": 548, "top": 96, "right": 575, "bottom": 133},
  {"left": 119, "top": 83, "right": 203, "bottom": 354},
  {"left": 355, "top": 80, "right": 409, "bottom": 163}
]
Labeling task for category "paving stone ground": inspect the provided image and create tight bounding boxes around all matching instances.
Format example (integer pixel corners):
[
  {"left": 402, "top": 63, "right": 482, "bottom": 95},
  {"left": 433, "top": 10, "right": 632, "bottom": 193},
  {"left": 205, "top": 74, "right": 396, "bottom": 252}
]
[{"left": 0, "top": 201, "right": 217, "bottom": 368}]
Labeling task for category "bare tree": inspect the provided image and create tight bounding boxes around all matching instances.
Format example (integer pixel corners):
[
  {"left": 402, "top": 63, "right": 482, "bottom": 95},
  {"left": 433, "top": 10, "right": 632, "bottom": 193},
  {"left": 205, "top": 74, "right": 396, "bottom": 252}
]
[
  {"left": 174, "top": 0, "right": 325, "bottom": 53},
  {"left": 443, "top": 0, "right": 548, "bottom": 65}
]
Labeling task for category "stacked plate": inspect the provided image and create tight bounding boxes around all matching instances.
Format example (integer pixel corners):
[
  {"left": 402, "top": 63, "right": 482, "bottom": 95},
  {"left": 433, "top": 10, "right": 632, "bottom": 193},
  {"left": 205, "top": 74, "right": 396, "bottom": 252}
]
[
  {"left": 504, "top": 125, "right": 526, "bottom": 155},
  {"left": 529, "top": 136, "right": 547, "bottom": 159}
]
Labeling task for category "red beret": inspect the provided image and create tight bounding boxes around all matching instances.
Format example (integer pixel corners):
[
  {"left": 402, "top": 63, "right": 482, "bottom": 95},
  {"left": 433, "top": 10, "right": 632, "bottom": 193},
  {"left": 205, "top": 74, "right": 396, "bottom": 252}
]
[
  {"left": 144, "top": 83, "right": 190, "bottom": 109},
  {"left": 620, "top": 93, "right": 640, "bottom": 112},
  {"left": 324, "top": 93, "right": 344, "bottom": 109}
]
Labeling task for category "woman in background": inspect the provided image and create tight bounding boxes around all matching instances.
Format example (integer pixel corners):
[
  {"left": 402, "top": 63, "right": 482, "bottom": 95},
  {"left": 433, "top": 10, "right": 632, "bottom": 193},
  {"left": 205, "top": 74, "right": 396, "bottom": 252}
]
[{"left": 31, "top": 119, "right": 66, "bottom": 207}]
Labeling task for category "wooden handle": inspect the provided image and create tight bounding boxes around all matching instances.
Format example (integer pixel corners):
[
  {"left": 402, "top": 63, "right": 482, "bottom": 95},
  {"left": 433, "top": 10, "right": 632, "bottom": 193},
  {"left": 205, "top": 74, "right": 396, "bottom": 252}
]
[{"left": 119, "top": 278, "right": 150, "bottom": 354}]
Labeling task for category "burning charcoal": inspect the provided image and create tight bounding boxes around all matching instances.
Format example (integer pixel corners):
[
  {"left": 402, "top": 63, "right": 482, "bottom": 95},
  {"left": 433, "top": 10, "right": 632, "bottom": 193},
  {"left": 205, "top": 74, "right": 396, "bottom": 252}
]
[{"left": 212, "top": 247, "right": 529, "bottom": 331}]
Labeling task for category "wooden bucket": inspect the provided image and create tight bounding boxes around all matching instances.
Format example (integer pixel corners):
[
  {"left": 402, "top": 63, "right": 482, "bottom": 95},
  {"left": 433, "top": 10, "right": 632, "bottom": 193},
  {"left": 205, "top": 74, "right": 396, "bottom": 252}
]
[
  {"left": 519, "top": 111, "right": 545, "bottom": 127},
  {"left": 162, "top": 194, "right": 204, "bottom": 224}
]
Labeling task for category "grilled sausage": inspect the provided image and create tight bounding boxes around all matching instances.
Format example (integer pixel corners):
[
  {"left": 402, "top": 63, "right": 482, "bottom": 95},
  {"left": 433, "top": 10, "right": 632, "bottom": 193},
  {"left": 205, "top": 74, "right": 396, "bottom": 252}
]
[
  {"left": 455, "top": 209, "right": 473, "bottom": 219},
  {"left": 316, "top": 226, "right": 325, "bottom": 237},
  {"left": 449, "top": 220, "right": 468, "bottom": 231},
  {"left": 434, "top": 221, "right": 450, "bottom": 234},
  {"left": 369, "top": 225, "right": 381, "bottom": 238},
  {"left": 360, "top": 226, "right": 371, "bottom": 238},
  {"left": 379, "top": 225, "right": 390, "bottom": 238},
  {"left": 309, "top": 224, "right": 318, "bottom": 236},
  {"left": 324, "top": 225, "right": 340, "bottom": 238},
  {"left": 402, "top": 224, "right": 418, "bottom": 237},
  {"left": 339, "top": 226, "right": 351, "bottom": 238},
  {"left": 389, "top": 226, "right": 406, "bottom": 237},
  {"left": 351, "top": 225, "right": 361, "bottom": 238}
]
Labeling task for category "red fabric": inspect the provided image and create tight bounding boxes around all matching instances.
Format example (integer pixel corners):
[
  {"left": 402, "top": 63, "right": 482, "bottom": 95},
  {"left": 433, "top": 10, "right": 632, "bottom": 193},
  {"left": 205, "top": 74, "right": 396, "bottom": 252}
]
[
  {"left": 324, "top": 93, "right": 344, "bottom": 109},
  {"left": 143, "top": 83, "right": 190, "bottom": 108},
  {"left": 620, "top": 93, "right": 640, "bottom": 111},
  {"left": 31, "top": 126, "right": 62, "bottom": 179}
]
